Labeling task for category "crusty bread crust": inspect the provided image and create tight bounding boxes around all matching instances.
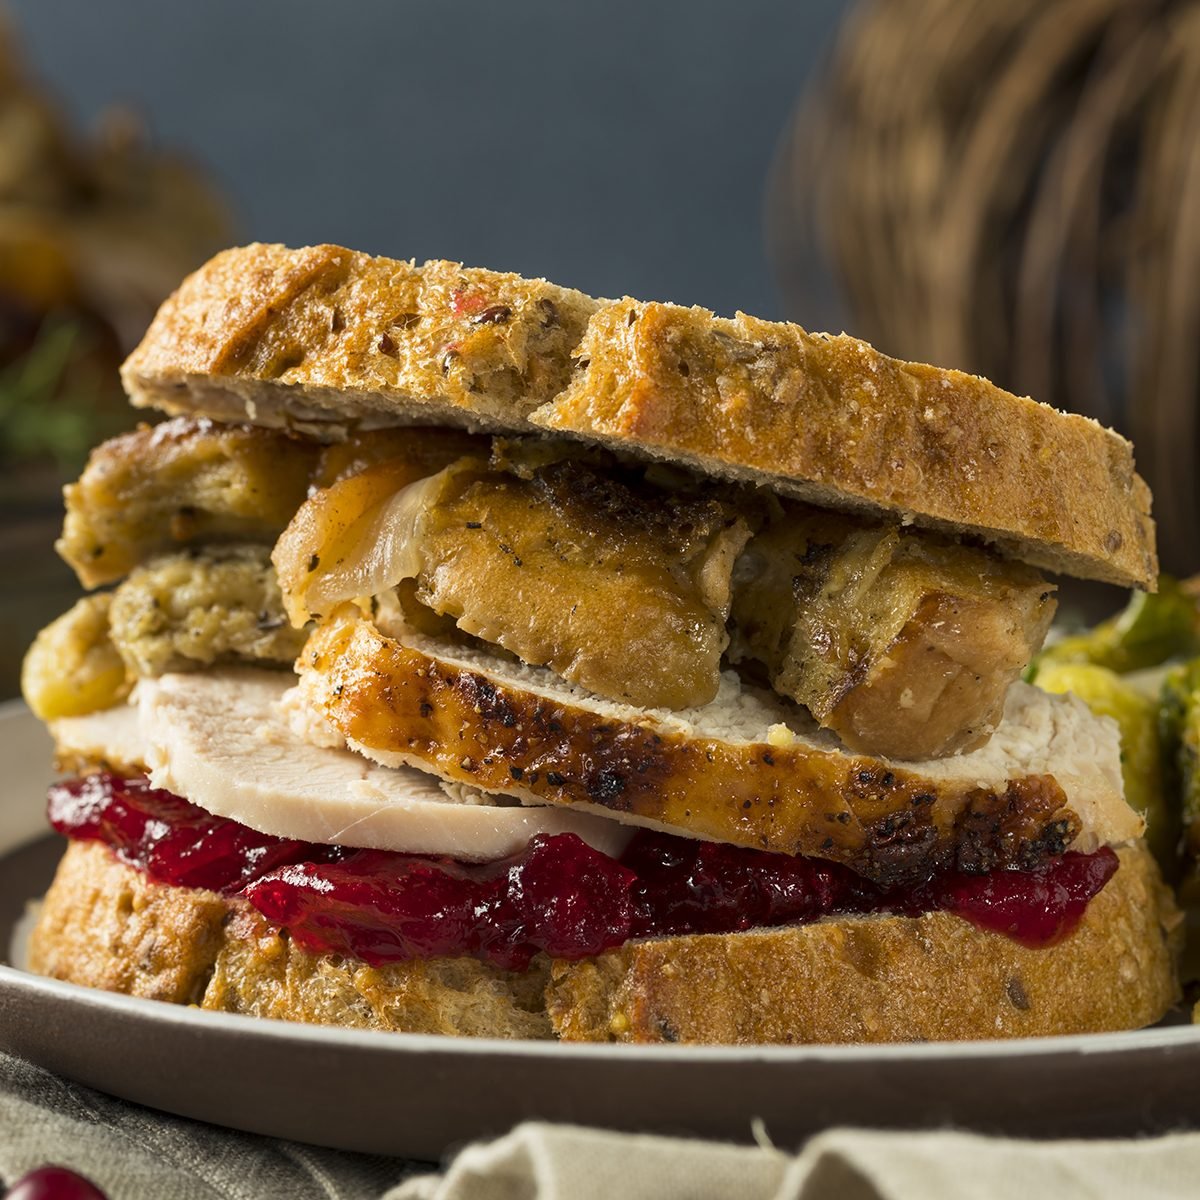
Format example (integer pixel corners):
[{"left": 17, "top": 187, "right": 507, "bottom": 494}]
[
  {"left": 204, "top": 904, "right": 551, "bottom": 1038},
  {"left": 121, "top": 243, "right": 1155, "bottom": 587},
  {"left": 27, "top": 840, "right": 226, "bottom": 1004},
  {"left": 299, "top": 610, "right": 1141, "bottom": 889},
  {"left": 28, "top": 840, "right": 1179, "bottom": 1044},
  {"left": 548, "top": 842, "right": 1180, "bottom": 1044},
  {"left": 30, "top": 842, "right": 551, "bottom": 1038},
  {"left": 535, "top": 301, "right": 1156, "bottom": 589},
  {"left": 120, "top": 243, "right": 601, "bottom": 436}
]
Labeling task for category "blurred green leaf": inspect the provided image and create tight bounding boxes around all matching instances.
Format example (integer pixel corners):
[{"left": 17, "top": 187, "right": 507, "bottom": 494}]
[{"left": 0, "top": 315, "right": 117, "bottom": 472}]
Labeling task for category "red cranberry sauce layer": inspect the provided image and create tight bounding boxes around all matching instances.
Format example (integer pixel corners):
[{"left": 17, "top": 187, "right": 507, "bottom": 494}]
[
  {"left": 48, "top": 773, "right": 1119, "bottom": 971},
  {"left": 46, "top": 772, "right": 334, "bottom": 893}
]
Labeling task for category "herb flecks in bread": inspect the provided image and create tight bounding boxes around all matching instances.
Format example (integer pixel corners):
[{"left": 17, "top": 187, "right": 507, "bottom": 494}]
[
  {"left": 122, "top": 243, "right": 1155, "bottom": 588},
  {"left": 16, "top": 240, "right": 1175, "bottom": 1048},
  {"left": 30, "top": 839, "right": 1179, "bottom": 1044}
]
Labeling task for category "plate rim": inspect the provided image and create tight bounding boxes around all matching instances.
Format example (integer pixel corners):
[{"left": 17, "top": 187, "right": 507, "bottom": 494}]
[{"left": 3, "top": 960, "right": 1200, "bottom": 1063}]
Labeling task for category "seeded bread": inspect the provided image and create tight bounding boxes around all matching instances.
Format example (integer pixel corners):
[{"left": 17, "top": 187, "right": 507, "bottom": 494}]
[
  {"left": 120, "top": 243, "right": 602, "bottom": 437},
  {"left": 29, "top": 842, "right": 552, "bottom": 1038},
  {"left": 28, "top": 840, "right": 227, "bottom": 1005},
  {"left": 548, "top": 840, "right": 1180, "bottom": 1044},
  {"left": 28, "top": 839, "right": 1180, "bottom": 1044},
  {"left": 121, "top": 243, "right": 1155, "bottom": 588},
  {"left": 298, "top": 609, "right": 1142, "bottom": 889}
]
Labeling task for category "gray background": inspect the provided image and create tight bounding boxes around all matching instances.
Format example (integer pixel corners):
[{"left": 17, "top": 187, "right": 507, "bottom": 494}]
[
  {"left": 7, "top": 0, "right": 845, "bottom": 320},
  {"left": 0, "top": 0, "right": 851, "bottom": 698}
]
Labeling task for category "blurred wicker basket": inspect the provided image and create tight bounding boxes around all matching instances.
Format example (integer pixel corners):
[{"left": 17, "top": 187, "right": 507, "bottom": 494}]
[{"left": 770, "top": 0, "right": 1200, "bottom": 574}]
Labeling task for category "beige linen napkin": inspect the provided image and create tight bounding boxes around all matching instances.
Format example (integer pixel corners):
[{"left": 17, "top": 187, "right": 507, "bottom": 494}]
[{"left": 389, "top": 1123, "right": 1200, "bottom": 1200}]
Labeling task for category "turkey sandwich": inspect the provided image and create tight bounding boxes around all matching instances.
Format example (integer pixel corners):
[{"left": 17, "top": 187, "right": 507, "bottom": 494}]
[{"left": 20, "top": 244, "right": 1180, "bottom": 1043}]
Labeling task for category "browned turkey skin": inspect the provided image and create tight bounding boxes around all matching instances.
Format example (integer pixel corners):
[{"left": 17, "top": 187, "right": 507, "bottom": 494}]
[{"left": 59, "top": 419, "right": 1055, "bottom": 760}]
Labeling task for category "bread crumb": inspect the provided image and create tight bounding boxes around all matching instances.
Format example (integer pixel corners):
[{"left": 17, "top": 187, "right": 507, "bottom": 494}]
[
  {"left": 609, "top": 1011, "right": 630, "bottom": 1035},
  {"left": 766, "top": 723, "right": 796, "bottom": 748}
]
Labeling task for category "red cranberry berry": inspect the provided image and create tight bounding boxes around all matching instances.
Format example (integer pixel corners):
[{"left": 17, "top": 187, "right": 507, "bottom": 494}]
[{"left": 4, "top": 1166, "right": 108, "bottom": 1200}]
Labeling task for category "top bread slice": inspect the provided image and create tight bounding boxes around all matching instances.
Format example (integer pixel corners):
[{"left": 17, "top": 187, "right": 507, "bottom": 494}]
[{"left": 121, "top": 243, "right": 1156, "bottom": 588}]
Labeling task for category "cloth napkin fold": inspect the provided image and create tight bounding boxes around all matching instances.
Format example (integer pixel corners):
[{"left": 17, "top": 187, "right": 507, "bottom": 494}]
[
  {"left": 3, "top": 1049, "right": 1200, "bottom": 1200},
  {"left": 392, "top": 1122, "right": 1200, "bottom": 1200}
]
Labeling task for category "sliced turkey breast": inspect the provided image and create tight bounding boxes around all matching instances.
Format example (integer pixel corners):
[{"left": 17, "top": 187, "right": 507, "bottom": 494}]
[
  {"left": 49, "top": 669, "right": 633, "bottom": 861},
  {"left": 297, "top": 609, "right": 1142, "bottom": 888}
]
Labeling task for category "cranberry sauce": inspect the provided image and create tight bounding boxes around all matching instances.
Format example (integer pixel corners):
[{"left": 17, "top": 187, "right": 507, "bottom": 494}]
[
  {"left": 618, "top": 833, "right": 1116, "bottom": 950},
  {"left": 47, "top": 773, "right": 332, "bottom": 894},
  {"left": 902, "top": 848, "right": 1119, "bottom": 945},
  {"left": 49, "top": 773, "right": 1119, "bottom": 969},
  {"left": 248, "top": 838, "right": 637, "bottom": 971}
]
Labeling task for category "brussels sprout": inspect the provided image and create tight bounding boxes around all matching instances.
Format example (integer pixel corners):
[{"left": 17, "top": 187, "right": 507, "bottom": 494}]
[
  {"left": 1035, "top": 661, "right": 1178, "bottom": 875},
  {"left": 1160, "top": 659, "right": 1200, "bottom": 845},
  {"left": 1175, "top": 864, "right": 1200, "bottom": 985},
  {"left": 1034, "top": 577, "right": 1200, "bottom": 676}
]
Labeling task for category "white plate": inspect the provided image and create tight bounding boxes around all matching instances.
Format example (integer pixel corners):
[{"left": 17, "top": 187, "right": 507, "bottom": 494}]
[{"left": 2, "top": 700, "right": 1199, "bottom": 1156}]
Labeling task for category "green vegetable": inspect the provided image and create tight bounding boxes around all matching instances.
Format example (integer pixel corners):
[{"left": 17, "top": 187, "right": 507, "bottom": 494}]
[
  {"left": 1035, "top": 661, "right": 1179, "bottom": 875},
  {"left": 1034, "top": 578, "right": 1200, "bottom": 676},
  {"left": 0, "top": 316, "right": 119, "bottom": 472},
  {"left": 1160, "top": 659, "right": 1200, "bottom": 848}
]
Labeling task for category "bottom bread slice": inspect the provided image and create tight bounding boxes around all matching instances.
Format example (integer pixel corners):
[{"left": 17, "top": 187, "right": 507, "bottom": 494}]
[{"left": 27, "top": 839, "right": 1181, "bottom": 1044}]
